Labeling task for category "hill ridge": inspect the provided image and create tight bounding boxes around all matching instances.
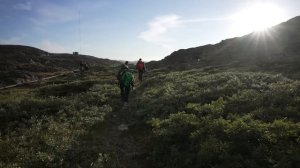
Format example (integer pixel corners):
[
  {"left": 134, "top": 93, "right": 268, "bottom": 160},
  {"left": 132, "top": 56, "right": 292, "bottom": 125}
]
[
  {"left": 147, "top": 15, "right": 300, "bottom": 77},
  {"left": 0, "top": 45, "right": 121, "bottom": 86}
]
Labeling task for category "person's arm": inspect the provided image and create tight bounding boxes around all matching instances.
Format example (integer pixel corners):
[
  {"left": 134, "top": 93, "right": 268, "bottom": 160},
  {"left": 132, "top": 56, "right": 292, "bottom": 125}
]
[
  {"left": 131, "top": 75, "right": 135, "bottom": 89},
  {"left": 116, "top": 68, "right": 123, "bottom": 81}
]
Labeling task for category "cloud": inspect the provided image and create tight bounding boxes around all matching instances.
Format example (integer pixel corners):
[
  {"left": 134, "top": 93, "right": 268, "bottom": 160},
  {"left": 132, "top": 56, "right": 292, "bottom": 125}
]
[
  {"left": 0, "top": 37, "right": 22, "bottom": 44},
  {"left": 139, "top": 14, "right": 228, "bottom": 49},
  {"left": 39, "top": 40, "right": 69, "bottom": 53},
  {"left": 14, "top": 1, "right": 32, "bottom": 11},
  {"left": 30, "top": 3, "right": 78, "bottom": 26},
  {"left": 30, "top": 1, "right": 107, "bottom": 26},
  {"left": 138, "top": 14, "right": 181, "bottom": 49},
  {"left": 38, "top": 5, "right": 76, "bottom": 24},
  {"left": 182, "top": 17, "right": 228, "bottom": 23}
]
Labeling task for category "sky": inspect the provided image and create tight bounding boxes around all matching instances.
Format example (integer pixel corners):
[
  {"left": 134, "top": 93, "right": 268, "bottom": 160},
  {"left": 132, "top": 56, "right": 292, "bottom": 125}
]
[{"left": 0, "top": 0, "right": 299, "bottom": 61}]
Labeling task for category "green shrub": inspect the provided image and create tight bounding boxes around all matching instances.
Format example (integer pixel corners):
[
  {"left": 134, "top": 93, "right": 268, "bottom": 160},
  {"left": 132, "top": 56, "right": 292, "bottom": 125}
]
[
  {"left": 0, "top": 74, "right": 115, "bottom": 167},
  {"left": 134, "top": 70, "right": 300, "bottom": 168},
  {"left": 37, "top": 80, "right": 96, "bottom": 97}
]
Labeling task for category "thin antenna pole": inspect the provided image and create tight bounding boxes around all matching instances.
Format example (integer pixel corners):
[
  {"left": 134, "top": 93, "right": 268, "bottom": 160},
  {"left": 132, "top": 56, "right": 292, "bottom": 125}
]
[{"left": 78, "top": 10, "right": 82, "bottom": 55}]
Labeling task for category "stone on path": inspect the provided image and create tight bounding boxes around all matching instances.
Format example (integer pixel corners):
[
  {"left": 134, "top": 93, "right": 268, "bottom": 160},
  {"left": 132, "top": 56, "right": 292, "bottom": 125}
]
[{"left": 118, "top": 124, "right": 129, "bottom": 131}]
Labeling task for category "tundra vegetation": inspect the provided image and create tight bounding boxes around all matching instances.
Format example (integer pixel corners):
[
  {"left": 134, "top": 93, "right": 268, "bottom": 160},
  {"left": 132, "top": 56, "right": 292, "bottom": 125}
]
[{"left": 1, "top": 67, "right": 299, "bottom": 168}]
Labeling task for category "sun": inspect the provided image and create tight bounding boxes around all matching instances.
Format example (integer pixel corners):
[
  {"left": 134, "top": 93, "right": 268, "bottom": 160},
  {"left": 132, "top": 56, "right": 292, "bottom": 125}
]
[{"left": 231, "top": 3, "right": 287, "bottom": 36}]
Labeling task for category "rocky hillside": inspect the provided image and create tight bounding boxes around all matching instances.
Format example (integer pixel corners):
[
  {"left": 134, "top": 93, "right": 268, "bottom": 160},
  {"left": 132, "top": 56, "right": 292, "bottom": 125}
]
[
  {"left": 148, "top": 16, "right": 300, "bottom": 75},
  {"left": 0, "top": 45, "right": 120, "bottom": 86}
]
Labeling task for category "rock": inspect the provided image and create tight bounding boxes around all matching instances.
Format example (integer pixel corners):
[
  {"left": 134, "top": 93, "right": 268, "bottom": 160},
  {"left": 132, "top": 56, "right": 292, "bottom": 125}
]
[{"left": 118, "top": 124, "right": 128, "bottom": 131}]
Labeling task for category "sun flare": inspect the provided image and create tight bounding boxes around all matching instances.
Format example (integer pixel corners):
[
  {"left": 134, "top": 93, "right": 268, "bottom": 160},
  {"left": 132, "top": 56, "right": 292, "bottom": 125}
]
[{"left": 231, "top": 3, "right": 287, "bottom": 36}]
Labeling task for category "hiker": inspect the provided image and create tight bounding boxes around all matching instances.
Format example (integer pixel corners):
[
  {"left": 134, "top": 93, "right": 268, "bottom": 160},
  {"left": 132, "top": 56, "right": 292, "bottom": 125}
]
[
  {"left": 117, "top": 61, "right": 134, "bottom": 105},
  {"left": 79, "top": 61, "right": 88, "bottom": 72},
  {"left": 136, "top": 58, "right": 146, "bottom": 82}
]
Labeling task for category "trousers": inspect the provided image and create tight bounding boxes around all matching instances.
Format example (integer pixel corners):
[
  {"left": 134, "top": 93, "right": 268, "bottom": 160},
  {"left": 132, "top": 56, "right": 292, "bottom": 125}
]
[
  {"left": 138, "top": 70, "right": 144, "bottom": 82},
  {"left": 120, "top": 83, "right": 130, "bottom": 102}
]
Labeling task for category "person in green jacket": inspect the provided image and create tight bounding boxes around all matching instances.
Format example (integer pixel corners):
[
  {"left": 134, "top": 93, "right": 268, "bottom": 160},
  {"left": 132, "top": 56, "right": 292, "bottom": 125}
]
[{"left": 116, "top": 61, "right": 134, "bottom": 105}]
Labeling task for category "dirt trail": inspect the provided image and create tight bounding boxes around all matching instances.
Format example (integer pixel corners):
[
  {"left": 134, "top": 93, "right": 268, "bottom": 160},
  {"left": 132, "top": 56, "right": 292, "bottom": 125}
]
[
  {"left": 94, "top": 102, "right": 149, "bottom": 168},
  {"left": 65, "top": 89, "right": 150, "bottom": 168},
  {"left": 0, "top": 71, "right": 73, "bottom": 90}
]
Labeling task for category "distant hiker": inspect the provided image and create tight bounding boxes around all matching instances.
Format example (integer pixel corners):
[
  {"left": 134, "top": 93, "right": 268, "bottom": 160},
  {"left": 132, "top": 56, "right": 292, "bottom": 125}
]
[
  {"left": 136, "top": 58, "right": 146, "bottom": 82},
  {"left": 79, "top": 61, "right": 89, "bottom": 72},
  {"left": 117, "top": 61, "right": 134, "bottom": 106}
]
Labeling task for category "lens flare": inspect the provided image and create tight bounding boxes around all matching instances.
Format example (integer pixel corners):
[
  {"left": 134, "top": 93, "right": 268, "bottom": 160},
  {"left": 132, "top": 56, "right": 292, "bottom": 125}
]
[{"left": 230, "top": 3, "right": 287, "bottom": 36}]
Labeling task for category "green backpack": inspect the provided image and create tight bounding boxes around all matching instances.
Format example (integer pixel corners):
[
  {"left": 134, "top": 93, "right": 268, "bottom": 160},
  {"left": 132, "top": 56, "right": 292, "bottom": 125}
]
[{"left": 121, "top": 70, "right": 133, "bottom": 87}]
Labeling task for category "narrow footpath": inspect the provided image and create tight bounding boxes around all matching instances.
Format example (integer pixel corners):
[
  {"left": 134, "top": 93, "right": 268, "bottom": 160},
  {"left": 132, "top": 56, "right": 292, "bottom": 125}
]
[
  {"left": 0, "top": 71, "right": 73, "bottom": 90},
  {"left": 93, "top": 101, "right": 149, "bottom": 168},
  {"left": 65, "top": 87, "right": 150, "bottom": 168}
]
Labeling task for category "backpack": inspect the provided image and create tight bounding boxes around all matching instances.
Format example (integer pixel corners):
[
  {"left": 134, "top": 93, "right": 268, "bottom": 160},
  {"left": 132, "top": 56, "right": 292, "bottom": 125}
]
[
  {"left": 121, "top": 70, "right": 133, "bottom": 87},
  {"left": 117, "top": 65, "right": 128, "bottom": 81},
  {"left": 117, "top": 69, "right": 123, "bottom": 81},
  {"left": 136, "top": 61, "right": 144, "bottom": 70}
]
